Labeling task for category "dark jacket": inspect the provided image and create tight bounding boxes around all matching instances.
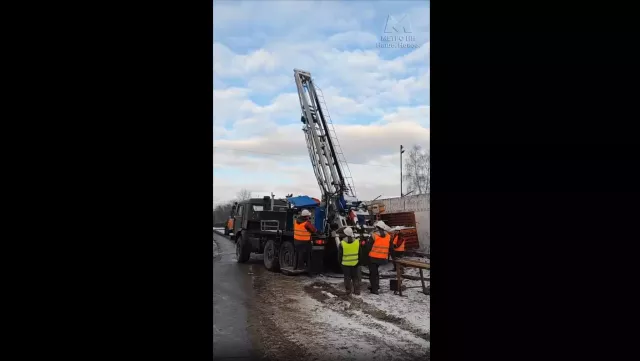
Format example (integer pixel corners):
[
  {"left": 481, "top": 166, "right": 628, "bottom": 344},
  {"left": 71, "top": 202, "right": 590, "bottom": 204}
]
[
  {"left": 295, "top": 217, "right": 317, "bottom": 234},
  {"left": 392, "top": 232, "right": 405, "bottom": 249}
]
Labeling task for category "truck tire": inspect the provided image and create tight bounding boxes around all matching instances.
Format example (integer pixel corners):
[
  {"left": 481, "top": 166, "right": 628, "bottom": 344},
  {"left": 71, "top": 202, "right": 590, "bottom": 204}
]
[
  {"left": 236, "top": 232, "right": 251, "bottom": 263},
  {"left": 263, "top": 239, "right": 280, "bottom": 272},
  {"left": 279, "top": 241, "right": 296, "bottom": 270}
]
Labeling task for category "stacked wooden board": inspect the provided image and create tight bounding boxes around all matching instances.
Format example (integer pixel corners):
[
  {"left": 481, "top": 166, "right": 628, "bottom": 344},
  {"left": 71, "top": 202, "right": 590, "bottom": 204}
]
[{"left": 380, "top": 212, "right": 420, "bottom": 250}]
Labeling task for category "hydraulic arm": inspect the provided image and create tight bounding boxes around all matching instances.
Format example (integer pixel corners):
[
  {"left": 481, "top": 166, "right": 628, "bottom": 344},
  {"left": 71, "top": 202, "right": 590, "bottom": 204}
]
[{"left": 293, "top": 69, "right": 360, "bottom": 244}]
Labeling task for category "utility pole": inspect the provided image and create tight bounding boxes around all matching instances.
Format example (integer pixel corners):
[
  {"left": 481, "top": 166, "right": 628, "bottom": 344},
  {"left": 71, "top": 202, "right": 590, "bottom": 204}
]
[{"left": 400, "top": 145, "right": 405, "bottom": 198}]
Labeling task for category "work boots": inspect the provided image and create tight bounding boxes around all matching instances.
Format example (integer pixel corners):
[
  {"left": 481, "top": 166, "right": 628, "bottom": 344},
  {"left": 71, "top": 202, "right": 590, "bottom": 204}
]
[
  {"left": 353, "top": 280, "right": 361, "bottom": 295},
  {"left": 344, "top": 279, "right": 353, "bottom": 295}
]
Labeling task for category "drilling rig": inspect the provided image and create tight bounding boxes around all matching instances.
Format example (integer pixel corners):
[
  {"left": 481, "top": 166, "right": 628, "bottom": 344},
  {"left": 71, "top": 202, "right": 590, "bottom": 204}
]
[
  {"left": 293, "top": 69, "right": 372, "bottom": 249},
  {"left": 229, "top": 69, "right": 375, "bottom": 275}
]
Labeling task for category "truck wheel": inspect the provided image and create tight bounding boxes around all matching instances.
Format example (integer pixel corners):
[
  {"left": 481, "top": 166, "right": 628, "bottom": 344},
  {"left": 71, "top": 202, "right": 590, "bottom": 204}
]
[
  {"left": 235, "top": 232, "right": 251, "bottom": 263},
  {"left": 263, "top": 239, "right": 280, "bottom": 272},
  {"left": 279, "top": 241, "right": 296, "bottom": 270}
]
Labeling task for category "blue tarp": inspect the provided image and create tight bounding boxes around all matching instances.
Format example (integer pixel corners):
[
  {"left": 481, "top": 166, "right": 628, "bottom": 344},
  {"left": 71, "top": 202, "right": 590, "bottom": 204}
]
[{"left": 287, "top": 195, "right": 319, "bottom": 208}]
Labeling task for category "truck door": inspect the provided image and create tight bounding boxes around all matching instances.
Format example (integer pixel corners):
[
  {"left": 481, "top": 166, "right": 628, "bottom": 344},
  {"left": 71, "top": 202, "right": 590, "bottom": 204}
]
[{"left": 234, "top": 204, "right": 245, "bottom": 234}]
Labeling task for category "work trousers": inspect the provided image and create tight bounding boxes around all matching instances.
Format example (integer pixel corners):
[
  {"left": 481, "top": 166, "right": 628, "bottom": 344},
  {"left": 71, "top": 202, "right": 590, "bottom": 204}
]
[
  {"left": 294, "top": 240, "right": 311, "bottom": 270},
  {"left": 391, "top": 251, "right": 405, "bottom": 271},
  {"left": 368, "top": 263, "right": 380, "bottom": 292},
  {"left": 342, "top": 265, "right": 361, "bottom": 294}
]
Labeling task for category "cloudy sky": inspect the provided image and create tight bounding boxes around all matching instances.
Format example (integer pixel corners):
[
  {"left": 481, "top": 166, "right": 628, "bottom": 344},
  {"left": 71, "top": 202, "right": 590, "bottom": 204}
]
[{"left": 213, "top": 0, "right": 430, "bottom": 205}]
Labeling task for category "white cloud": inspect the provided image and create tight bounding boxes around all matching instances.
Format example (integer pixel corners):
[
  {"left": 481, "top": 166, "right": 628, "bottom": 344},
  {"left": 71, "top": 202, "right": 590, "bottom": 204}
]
[
  {"left": 213, "top": 43, "right": 278, "bottom": 78},
  {"left": 247, "top": 74, "right": 290, "bottom": 94},
  {"left": 213, "top": 1, "right": 430, "bottom": 204},
  {"left": 328, "top": 31, "right": 378, "bottom": 49}
]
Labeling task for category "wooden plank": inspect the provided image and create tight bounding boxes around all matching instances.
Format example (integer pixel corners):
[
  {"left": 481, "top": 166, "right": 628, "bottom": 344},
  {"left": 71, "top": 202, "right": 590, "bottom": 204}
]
[{"left": 396, "top": 259, "right": 430, "bottom": 269}]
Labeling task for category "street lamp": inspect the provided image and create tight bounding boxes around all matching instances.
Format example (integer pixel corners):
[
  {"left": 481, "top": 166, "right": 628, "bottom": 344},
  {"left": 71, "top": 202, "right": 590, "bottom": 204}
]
[{"left": 400, "top": 145, "right": 405, "bottom": 198}]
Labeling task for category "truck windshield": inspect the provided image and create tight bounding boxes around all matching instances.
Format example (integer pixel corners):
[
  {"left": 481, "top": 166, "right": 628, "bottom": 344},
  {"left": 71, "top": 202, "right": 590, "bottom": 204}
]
[{"left": 252, "top": 205, "right": 263, "bottom": 211}]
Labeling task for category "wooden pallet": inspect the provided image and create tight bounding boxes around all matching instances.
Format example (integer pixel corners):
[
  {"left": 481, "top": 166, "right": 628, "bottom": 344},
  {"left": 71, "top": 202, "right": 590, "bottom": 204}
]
[{"left": 381, "top": 212, "right": 417, "bottom": 227}]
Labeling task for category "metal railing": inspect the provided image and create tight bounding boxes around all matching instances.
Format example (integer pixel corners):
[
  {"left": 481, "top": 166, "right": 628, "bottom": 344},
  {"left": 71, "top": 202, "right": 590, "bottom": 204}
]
[{"left": 260, "top": 220, "right": 280, "bottom": 232}]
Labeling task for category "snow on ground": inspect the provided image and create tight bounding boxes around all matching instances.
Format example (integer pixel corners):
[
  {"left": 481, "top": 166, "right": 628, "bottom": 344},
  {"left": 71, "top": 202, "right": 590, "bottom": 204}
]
[
  {"left": 213, "top": 239, "right": 220, "bottom": 258},
  {"left": 296, "top": 293, "right": 429, "bottom": 361},
  {"left": 352, "top": 281, "right": 430, "bottom": 335},
  {"left": 313, "top": 264, "right": 430, "bottom": 337},
  {"left": 250, "top": 264, "right": 430, "bottom": 361}
]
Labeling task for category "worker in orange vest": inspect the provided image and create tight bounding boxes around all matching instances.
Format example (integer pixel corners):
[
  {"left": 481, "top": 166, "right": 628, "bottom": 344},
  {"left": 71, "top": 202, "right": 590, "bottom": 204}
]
[
  {"left": 366, "top": 220, "right": 394, "bottom": 294},
  {"left": 390, "top": 227, "right": 406, "bottom": 272},
  {"left": 293, "top": 209, "right": 317, "bottom": 271}
]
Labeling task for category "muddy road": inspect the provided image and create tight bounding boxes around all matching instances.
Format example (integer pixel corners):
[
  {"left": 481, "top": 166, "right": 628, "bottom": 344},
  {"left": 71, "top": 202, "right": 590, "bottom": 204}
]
[{"left": 213, "top": 230, "right": 430, "bottom": 361}]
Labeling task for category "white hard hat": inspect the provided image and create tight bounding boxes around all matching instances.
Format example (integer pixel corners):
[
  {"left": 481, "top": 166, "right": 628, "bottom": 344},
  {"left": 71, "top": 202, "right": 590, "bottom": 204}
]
[
  {"left": 343, "top": 227, "right": 354, "bottom": 237},
  {"left": 301, "top": 209, "right": 312, "bottom": 217},
  {"left": 375, "top": 220, "right": 389, "bottom": 230}
]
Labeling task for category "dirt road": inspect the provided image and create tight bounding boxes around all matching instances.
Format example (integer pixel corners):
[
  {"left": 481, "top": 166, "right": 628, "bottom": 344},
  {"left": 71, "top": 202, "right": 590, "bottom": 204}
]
[{"left": 213, "top": 230, "right": 430, "bottom": 361}]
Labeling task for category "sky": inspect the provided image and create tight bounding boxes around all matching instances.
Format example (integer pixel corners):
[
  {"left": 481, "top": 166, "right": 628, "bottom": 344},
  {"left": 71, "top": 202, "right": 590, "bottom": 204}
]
[{"left": 213, "top": 0, "right": 430, "bottom": 205}]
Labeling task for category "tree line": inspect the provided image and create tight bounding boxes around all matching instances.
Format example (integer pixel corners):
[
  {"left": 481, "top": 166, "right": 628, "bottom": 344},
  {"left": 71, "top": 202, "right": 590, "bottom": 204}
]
[{"left": 212, "top": 188, "right": 251, "bottom": 226}]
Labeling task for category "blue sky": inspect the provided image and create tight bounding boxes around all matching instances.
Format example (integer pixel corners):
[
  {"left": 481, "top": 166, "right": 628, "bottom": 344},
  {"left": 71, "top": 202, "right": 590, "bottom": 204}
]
[{"left": 213, "top": 0, "right": 430, "bottom": 204}]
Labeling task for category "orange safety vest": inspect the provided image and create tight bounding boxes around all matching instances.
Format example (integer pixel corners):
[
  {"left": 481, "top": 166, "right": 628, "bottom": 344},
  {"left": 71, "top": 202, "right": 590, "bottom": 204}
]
[
  {"left": 293, "top": 220, "right": 311, "bottom": 241},
  {"left": 227, "top": 218, "right": 233, "bottom": 230},
  {"left": 393, "top": 233, "right": 405, "bottom": 252},
  {"left": 369, "top": 232, "right": 391, "bottom": 259}
]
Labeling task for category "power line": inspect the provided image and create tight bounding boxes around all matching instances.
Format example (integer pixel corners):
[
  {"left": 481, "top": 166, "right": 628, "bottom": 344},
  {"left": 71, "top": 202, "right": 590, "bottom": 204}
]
[{"left": 213, "top": 146, "right": 395, "bottom": 168}]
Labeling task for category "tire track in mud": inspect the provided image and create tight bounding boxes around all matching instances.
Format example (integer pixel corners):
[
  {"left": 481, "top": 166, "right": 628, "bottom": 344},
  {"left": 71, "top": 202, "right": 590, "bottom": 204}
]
[
  {"left": 249, "top": 264, "right": 310, "bottom": 361},
  {"left": 304, "top": 281, "right": 431, "bottom": 343}
]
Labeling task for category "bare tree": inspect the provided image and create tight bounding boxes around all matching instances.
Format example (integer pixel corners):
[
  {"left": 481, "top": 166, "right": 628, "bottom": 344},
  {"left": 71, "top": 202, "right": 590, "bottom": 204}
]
[
  {"left": 403, "top": 145, "right": 430, "bottom": 196},
  {"left": 212, "top": 189, "right": 253, "bottom": 225},
  {"left": 236, "top": 188, "right": 252, "bottom": 201}
]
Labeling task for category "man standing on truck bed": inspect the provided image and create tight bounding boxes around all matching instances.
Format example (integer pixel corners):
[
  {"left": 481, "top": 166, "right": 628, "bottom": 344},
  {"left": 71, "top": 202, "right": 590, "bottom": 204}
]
[
  {"left": 338, "top": 227, "right": 361, "bottom": 295},
  {"left": 367, "top": 221, "right": 394, "bottom": 294},
  {"left": 293, "top": 209, "right": 317, "bottom": 271}
]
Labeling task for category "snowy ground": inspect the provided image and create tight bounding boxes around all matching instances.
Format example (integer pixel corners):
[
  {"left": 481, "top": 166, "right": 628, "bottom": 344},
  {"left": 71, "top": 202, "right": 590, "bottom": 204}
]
[
  {"left": 213, "top": 230, "right": 430, "bottom": 361},
  {"left": 250, "top": 265, "right": 430, "bottom": 361},
  {"left": 313, "top": 268, "right": 430, "bottom": 336}
]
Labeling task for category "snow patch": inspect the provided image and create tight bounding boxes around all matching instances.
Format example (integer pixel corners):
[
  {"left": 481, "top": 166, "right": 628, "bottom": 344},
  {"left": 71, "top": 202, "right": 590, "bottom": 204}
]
[
  {"left": 297, "top": 296, "right": 422, "bottom": 360},
  {"left": 321, "top": 290, "right": 337, "bottom": 298},
  {"left": 357, "top": 283, "right": 430, "bottom": 335}
]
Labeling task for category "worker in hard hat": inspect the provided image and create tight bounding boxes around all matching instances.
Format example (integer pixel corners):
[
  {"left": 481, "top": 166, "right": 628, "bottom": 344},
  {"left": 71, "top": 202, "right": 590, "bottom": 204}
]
[
  {"left": 366, "top": 220, "right": 395, "bottom": 294},
  {"left": 390, "top": 226, "right": 406, "bottom": 272},
  {"left": 293, "top": 209, "right": 317, "bottom": 271},
  {"left": 338, "top": 227, "right": 361, "bottom": 295}
]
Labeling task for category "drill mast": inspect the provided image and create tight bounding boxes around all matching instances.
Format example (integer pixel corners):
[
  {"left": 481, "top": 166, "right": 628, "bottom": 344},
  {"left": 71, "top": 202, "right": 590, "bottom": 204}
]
[{"left": 293, "top": 69, "right": 358, "bottom": 235}]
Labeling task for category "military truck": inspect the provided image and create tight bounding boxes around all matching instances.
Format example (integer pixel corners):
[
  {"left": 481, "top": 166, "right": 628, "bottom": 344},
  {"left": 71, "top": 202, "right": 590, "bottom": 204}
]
[{"left": 226, "top": 195, "right": 338, "bottom": 275}]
